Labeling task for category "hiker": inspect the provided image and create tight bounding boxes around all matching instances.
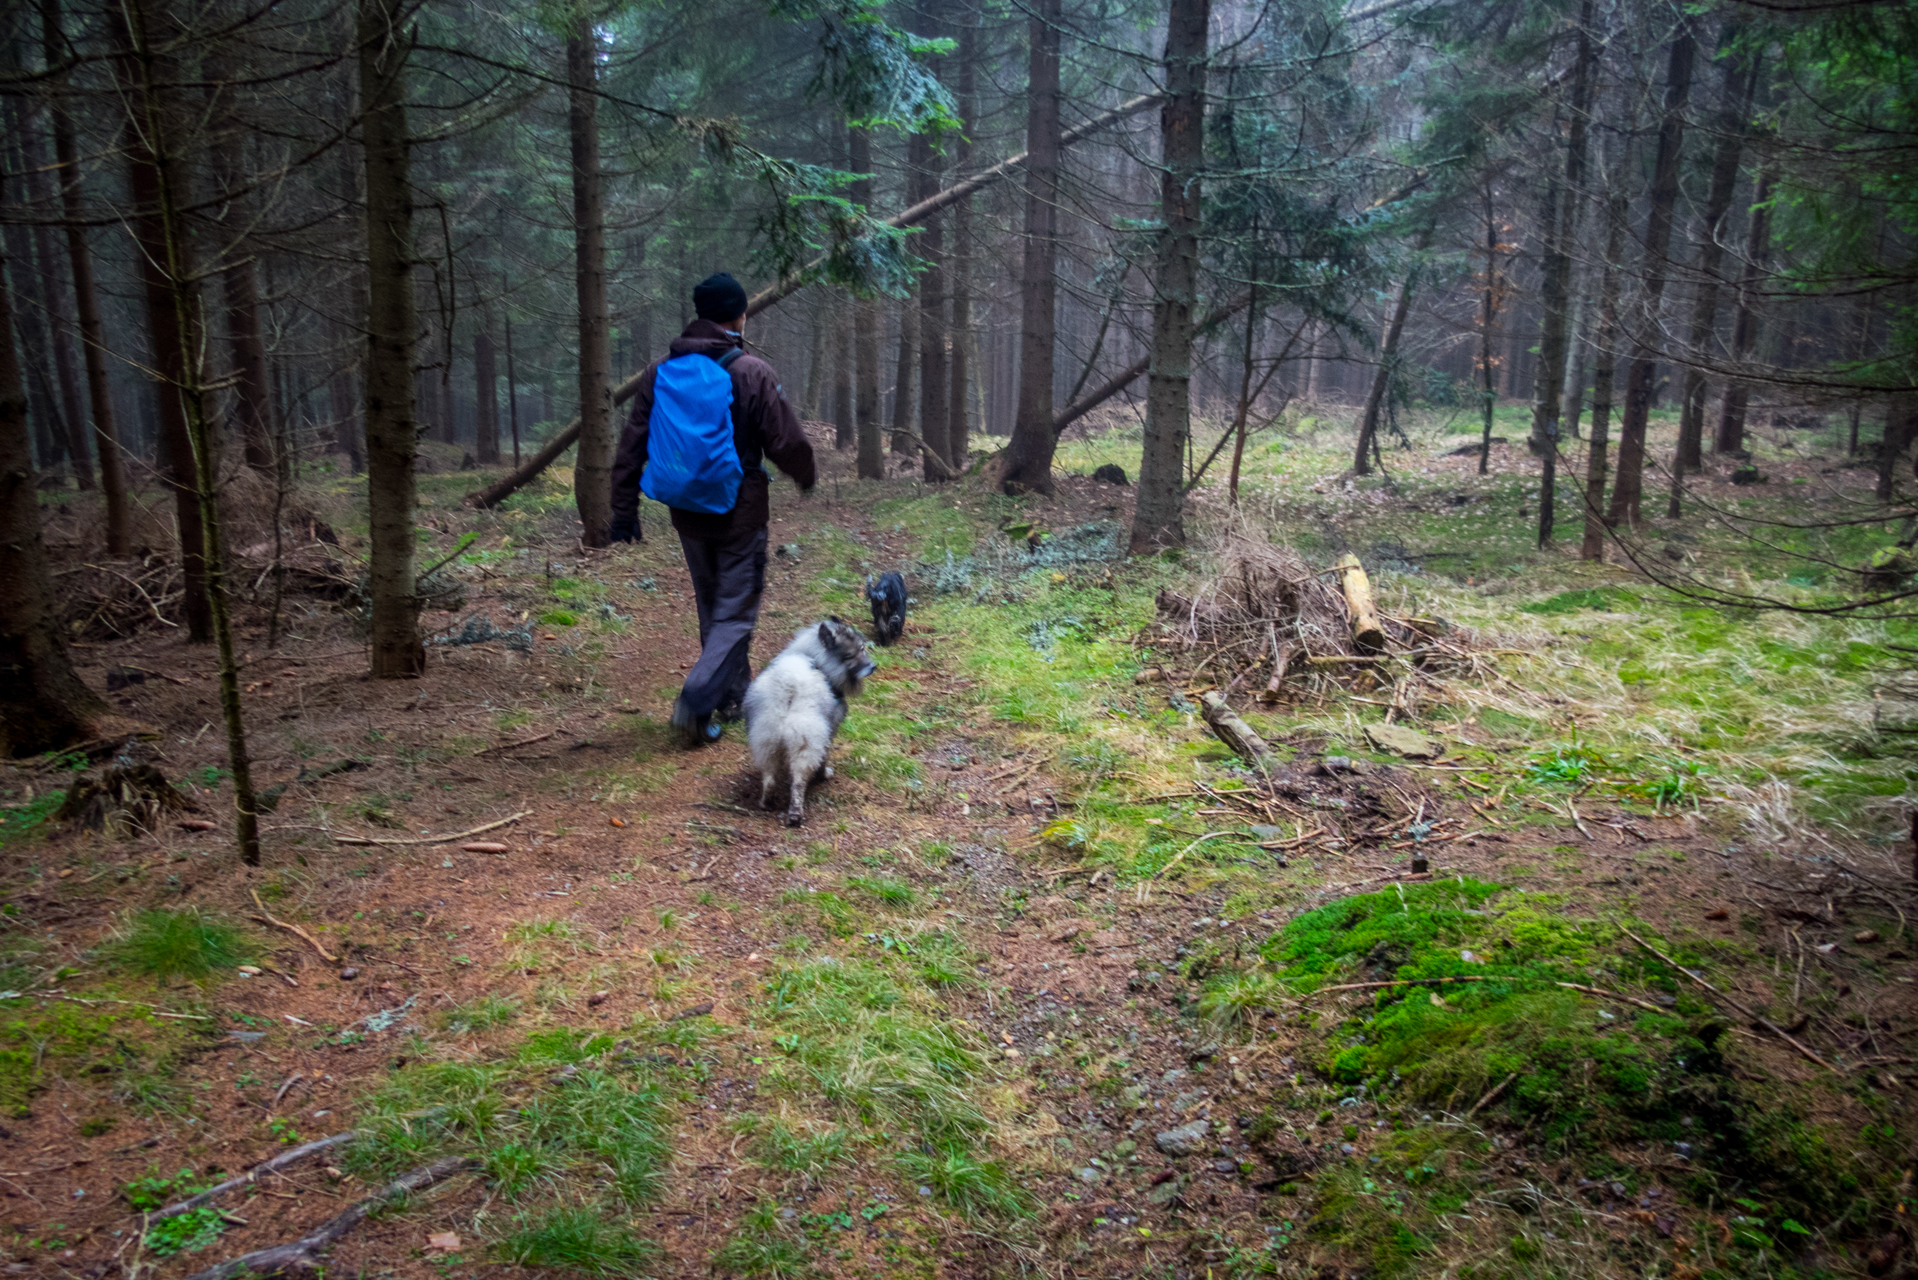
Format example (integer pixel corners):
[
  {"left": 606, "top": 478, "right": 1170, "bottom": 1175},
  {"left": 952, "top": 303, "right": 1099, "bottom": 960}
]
[{"left": 609, "top": 272, "right": 816, "bottom": 745}]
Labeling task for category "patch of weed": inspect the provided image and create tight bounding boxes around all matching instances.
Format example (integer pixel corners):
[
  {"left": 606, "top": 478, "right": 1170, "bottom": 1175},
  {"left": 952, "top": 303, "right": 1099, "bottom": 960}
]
[
  {"left": 442, "top": 995, "right": 519, "bottom": 1033},
  {"left": 496, "top": 1204, "right": 658, "bottom": 1276},
  {"left": 712, "top": 1198, "right": 810, "bottom": 1277},
  {"left": 102, "top": 908, "right": 250, "bottom": 983}
]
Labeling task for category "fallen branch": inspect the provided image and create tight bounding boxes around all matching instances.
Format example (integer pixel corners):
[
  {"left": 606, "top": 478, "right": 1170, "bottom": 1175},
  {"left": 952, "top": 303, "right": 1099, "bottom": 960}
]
[
  {"left": 1464, "top": 1071, "right": 1518, "bottom": 1119},
  {"left": 150, "top": 1132, "right": 360, "bottom": 1222},
  {"left": 1199, "top": 691, "right": 1278, "bottom": 772},
  {"left": 1624, "top": 929, "right": 1834, "bottom": 1071},
  {"left": 333, "top": 809, "right": 531, "bottom": 847},
  {"left": 30, "top": 991, "right": 209, "bottom": 1021},
  {"left": 250, "top": 889, "right": 339, "bottom": 964},
  {"left": 177, "top": 1155, "right": 476, "bottom": 1280},
  {"left": 473, "top": 733, "right": 554, "bottom": 757}
]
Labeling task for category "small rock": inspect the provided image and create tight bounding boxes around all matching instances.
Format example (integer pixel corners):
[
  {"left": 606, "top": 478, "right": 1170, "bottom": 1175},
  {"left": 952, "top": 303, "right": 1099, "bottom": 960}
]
[
  {"left": 1363, "top": 723, "right": 1437, "bottom": 759},
  {"left": 1339, "top": 1143, "right": 1356, "bottom": 1156},
  {"left": 1076, "top": 1167, "right": 1101, "bottom": 1184},
  {"left": 776, "top": 542, "right": 802, "bottom": 560},
  {"left": 1172, "top": 1089, "right": 1207, "bottom": 1112},
  {"left": 1118, "top": 1085, "right": 1146, "bottom": 1110},
  {"left": 427, "top": 1232, "right": 461, "bottom": 1253},
  {"left": 588, "top": 990, "right": 610, "bottom": 1006},
  {"left": 237, "top": 965, "right": 262, "bottom": 976},
  {"left": 338, "top": 967, "right": 360, "bottom": 980},
  {"left": 1210, "top": 1159, "right": 1239, "bottom": 1174},
  {"left": 1855, "top": 929, "right": 1881, "bottom": 944},
  {"left": 1654, "top": 1216, "right": 1675, "bottom": 1238},
  {"left": 671, "top": 1001, "right": 716, "bottom": 1020},
  {"left": 1155, "top": 1120, "right": 1210, "bottom": 1157},
  {"left": 1161, "top": 1068, "right": 1188, "bottom": 1086},
  {"left": 1092, "top": 463, "right": 1129, "bottom": 486},
  {"left": 1046, "top": 920, "right": 1090, "bottom": 944},
  {"left": 1816, "top": 942, "right": 1838, "bottom": 954}
]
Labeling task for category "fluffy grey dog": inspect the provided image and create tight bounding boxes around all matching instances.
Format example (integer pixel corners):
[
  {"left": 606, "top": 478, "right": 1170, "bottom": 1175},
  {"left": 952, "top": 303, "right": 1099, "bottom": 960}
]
[{"left": 744, "top": 618, "right": 875, "bottom": 826}]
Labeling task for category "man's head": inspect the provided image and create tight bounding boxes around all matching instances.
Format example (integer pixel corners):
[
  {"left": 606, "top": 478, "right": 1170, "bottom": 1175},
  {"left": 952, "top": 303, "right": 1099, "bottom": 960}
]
[{"left": 693, "top": 272, "right": 748, "bottom": 331}]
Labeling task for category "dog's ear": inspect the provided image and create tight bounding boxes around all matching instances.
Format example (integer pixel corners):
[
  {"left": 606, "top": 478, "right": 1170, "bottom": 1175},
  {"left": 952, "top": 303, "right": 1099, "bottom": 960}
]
[{"left": 817, "top": 621, "right": 842, "bottom": 654}]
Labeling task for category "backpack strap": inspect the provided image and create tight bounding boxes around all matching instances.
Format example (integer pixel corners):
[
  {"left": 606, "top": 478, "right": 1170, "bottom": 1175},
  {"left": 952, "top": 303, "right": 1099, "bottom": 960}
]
[{"left": 714, "top": 346, "right": 746, "bottom": 371}]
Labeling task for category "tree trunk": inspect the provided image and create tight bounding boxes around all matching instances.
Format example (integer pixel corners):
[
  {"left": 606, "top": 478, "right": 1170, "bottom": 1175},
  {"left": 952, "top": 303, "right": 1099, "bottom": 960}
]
[
  {"left": 17, "top": 123, "right": 92, "bottom": 492},
  {"left": 916, "top": 16, "right": 951, "bottom": 480},
  {"left": 1532, "top": 0, "right": 1595, "bottom": 546},
  {"left": 1476, "top": 188, "right": 1501, "bottom": 476},
  {"left": 849, "top": 127, "right": 883, "bottom": 476},
  {"left": 0, "top": 199, "right": 103, "bottom": 757},
  {"left": 947, "top": 12, "right": 976, "bottom": 469},
  {"left": 568, "top": 19, "right": 613, "bottom": 547},
  {"left": 1000, "top": 0, "right": 1063, "bottom": 494},
  {"left": 1353, "top": 232, "right": 1430, "bottom": 476},
  {"left": 1227, "top": 244, "right": 1258, "bottom": 503},
  {"left": 1129, "top": 0, "right": 1210, "bottom": 553},
  {"left": 360, "top": 0, "right": 424, "bottom": 679},
  {"left": 119, "top": 0, "right": 261, "bottom": 861},
  {"left": 208, "top": 102, "right": 275, "bottom": 476},
  {"left": 890, "top": 291, "right": 917, "bottom": 456},
  {"left": 504, "top": 311, "right": 521, "bottom": 468},
  {"left": 474, "top": 321, "right": 499, "bottom": 464},
  {"left": 1712, "top": 169, "right": 1773, "bottom": 457},
  {"left": 44, "top": 0, "right": 129, "bottom": 545},
  {"left": 114, "top": 9, "right": 211, "bottom": 641},
  {"left": 1580, "top": 187, "right": 1629, "bottom": 562},
  {"left": 1609, "top": 22, "right": 1696, "bottom": 529},
  {"left": 1670, "top": 37, "right": 1758, "bottom": 510}
]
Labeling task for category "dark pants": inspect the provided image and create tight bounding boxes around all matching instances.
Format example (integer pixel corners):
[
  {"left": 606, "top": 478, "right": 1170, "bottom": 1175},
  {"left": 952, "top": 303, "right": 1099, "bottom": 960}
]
[{"left": 676, "top": 525, "right": 768, "bottom": 720}]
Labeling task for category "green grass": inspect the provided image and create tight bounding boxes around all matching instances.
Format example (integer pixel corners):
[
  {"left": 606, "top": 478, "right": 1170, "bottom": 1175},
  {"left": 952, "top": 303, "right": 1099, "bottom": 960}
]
[
  {"left": 712, "top": 1199, "right": 811, "bottom": 1278},
  {"left": 102, "top": 909, "right": 250, "bottom": 983},
  {"left": 441, "top": 995, "right": 520, "bottom": 1033},
  {"left": 496, "top": 1205, "right": 659, "bottom": 1276},
  {"left": 740, "top": 1115, "right": 851, "bottom": 1181},
  {"left": 344, "top": 1028, "right": 673, "bottom": 1208},
  {"left": 0, "top": 791, "right": 62, "bottom": 853}
]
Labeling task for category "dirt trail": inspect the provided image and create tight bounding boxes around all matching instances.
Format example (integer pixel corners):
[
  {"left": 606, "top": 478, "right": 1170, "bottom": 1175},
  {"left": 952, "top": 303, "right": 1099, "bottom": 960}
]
[{"left": 3, "top": 447, "right": 1911, "bottom": 1280}]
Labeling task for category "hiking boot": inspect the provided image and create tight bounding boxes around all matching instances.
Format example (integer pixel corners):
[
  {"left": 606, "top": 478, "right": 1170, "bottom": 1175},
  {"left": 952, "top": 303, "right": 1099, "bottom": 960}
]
[{"left": 670, "top": 696, "right": 718, "bottom": 748}]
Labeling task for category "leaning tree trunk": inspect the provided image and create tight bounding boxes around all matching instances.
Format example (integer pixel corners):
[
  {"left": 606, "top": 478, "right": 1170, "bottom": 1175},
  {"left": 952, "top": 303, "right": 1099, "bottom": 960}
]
[
  {"left": 0, "top": 193, "right": 102, "bottom": 757},
  {"left": 44, "top": 0, "right": 129, "bottom": 548},
  {"left": 1129, "top": 0, "right": 1210, "bottom": 553},
  {"left": 1532, "top": 0, "right": 1595, "bottom": 547},
  {"left": 120, "top": 0, "right": 261, "bottom": 863},
  {"left": 849, "top": 127, "right": 884, "bottom": 479},
  {"left": 1580, "top": 187, "right": 1629, "bottom": 562},
  {"left": 1000, "top": 0, "right": 1063, "bottom": 495},
  {"left": 1668, "top": 36, "right": 1758, "bottom": 515},
  {"left": 360, "top": 0, "right": 424, "bottom": 679},
  {"left": 1712, "top": 169, "right": 1773, "bottom": 458},
  {"left": 114, "top": 6, "right": 211, "bottom": 641},
  {"left": 568, "top": 20, "right": 613, "bottom": 547},
  {"left": 1609, "top": 21, "right": 1695, "bottom": 529}
]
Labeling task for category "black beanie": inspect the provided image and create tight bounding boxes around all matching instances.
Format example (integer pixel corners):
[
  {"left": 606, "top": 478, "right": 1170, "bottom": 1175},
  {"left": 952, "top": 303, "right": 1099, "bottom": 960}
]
[{"left": 692, "top": 272, "right": 748, "bottom": 323}]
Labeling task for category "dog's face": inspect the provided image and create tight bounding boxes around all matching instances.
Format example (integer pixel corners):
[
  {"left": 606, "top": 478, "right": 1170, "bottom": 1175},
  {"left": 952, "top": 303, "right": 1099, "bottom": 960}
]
[{"left": 816, "top": 616, "right": 876, "bottom": 691}]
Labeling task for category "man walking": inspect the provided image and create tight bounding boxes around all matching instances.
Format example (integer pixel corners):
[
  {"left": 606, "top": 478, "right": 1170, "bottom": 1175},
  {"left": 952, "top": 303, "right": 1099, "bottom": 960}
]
[{"left": 610, "top": 273, "right": 816, "bottom": 745}]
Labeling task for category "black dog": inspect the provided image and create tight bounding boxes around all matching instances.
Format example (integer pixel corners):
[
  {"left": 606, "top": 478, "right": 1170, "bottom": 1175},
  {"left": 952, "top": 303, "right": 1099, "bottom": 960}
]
[{"left": 866, "top": 572, "right": 907, "bottom": 646}]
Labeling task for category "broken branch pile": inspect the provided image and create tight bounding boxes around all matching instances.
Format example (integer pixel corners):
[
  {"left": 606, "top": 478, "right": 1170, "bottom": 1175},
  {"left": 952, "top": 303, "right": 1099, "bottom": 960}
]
[{"left": 1143, "top": 530, "right": 1485, "bottom": 704}]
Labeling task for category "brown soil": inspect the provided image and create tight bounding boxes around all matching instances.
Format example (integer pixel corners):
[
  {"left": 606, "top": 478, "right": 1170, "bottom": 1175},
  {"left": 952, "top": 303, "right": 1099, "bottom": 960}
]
[{"left": 3, "top": 440, "right": 1912, "bottom": 1280}]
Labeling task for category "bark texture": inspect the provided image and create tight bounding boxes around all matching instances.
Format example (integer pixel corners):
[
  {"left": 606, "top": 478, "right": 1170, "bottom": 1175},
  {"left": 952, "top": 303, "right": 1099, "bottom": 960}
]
[
  {"left": 1609, "top": 23, "right": 1695, "bottom": 528},
  {"left": 1129, "top": 0, "right": 1210, "bottom": 553},
  {"left": 0, "top": 227, "right": 102, "bottom": 757},
  {"left": 568, "top": 20, "right": 613, "bottom": 546},
  {"left": 1000, "top": 0, "right": 1063, "bottom": 495},
  {"left": 360, "top": 0, "right": 424, "bottom": 678}
]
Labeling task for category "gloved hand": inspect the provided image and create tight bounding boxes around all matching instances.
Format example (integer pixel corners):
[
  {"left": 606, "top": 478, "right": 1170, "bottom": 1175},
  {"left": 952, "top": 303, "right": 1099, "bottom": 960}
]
[{"left": 609, "top": 515, "right": 637, "bottom": 544}]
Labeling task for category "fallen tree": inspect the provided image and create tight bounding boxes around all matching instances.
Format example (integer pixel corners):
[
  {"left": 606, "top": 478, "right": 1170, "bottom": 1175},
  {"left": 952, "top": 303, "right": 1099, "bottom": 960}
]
[{"left": 465, "top": 93, "right": 1161, "bottom": 510}]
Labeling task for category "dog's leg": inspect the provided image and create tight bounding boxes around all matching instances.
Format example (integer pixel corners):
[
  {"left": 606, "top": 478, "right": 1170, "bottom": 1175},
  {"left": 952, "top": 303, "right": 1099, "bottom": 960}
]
[
  {"left": 784, "top": 771, "right": 806, "bottom": 827},
  {"left": 760, "top": 770, "right": 778, "bottom": 811}
]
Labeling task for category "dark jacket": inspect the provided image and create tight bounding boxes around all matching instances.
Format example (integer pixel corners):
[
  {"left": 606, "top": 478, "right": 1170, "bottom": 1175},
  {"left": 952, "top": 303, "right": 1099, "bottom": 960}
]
[{"left": 610, "top": 319, "right": 816, "bottom": 540}]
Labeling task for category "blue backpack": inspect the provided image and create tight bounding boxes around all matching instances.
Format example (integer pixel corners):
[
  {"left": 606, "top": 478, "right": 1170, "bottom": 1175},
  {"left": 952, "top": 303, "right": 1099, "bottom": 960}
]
[{"left": 642, "top": 347, "right": 745, "bottom": 514}]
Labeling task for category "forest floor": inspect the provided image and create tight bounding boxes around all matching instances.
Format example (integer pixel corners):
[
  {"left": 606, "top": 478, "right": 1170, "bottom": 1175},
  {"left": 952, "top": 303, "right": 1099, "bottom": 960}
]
[{"left": 3, "top": 403, "right": 1916, "bottom": 1280}]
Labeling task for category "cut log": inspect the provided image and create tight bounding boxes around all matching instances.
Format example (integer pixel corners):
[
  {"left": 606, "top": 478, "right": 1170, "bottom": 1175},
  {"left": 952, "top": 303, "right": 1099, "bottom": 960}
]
[
  {"left": 1199, "top": 691, "right": 1278, "bottom": 773},
  {"left": 1334, "top": 554, "right": 1386, "bottom": 653}
]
